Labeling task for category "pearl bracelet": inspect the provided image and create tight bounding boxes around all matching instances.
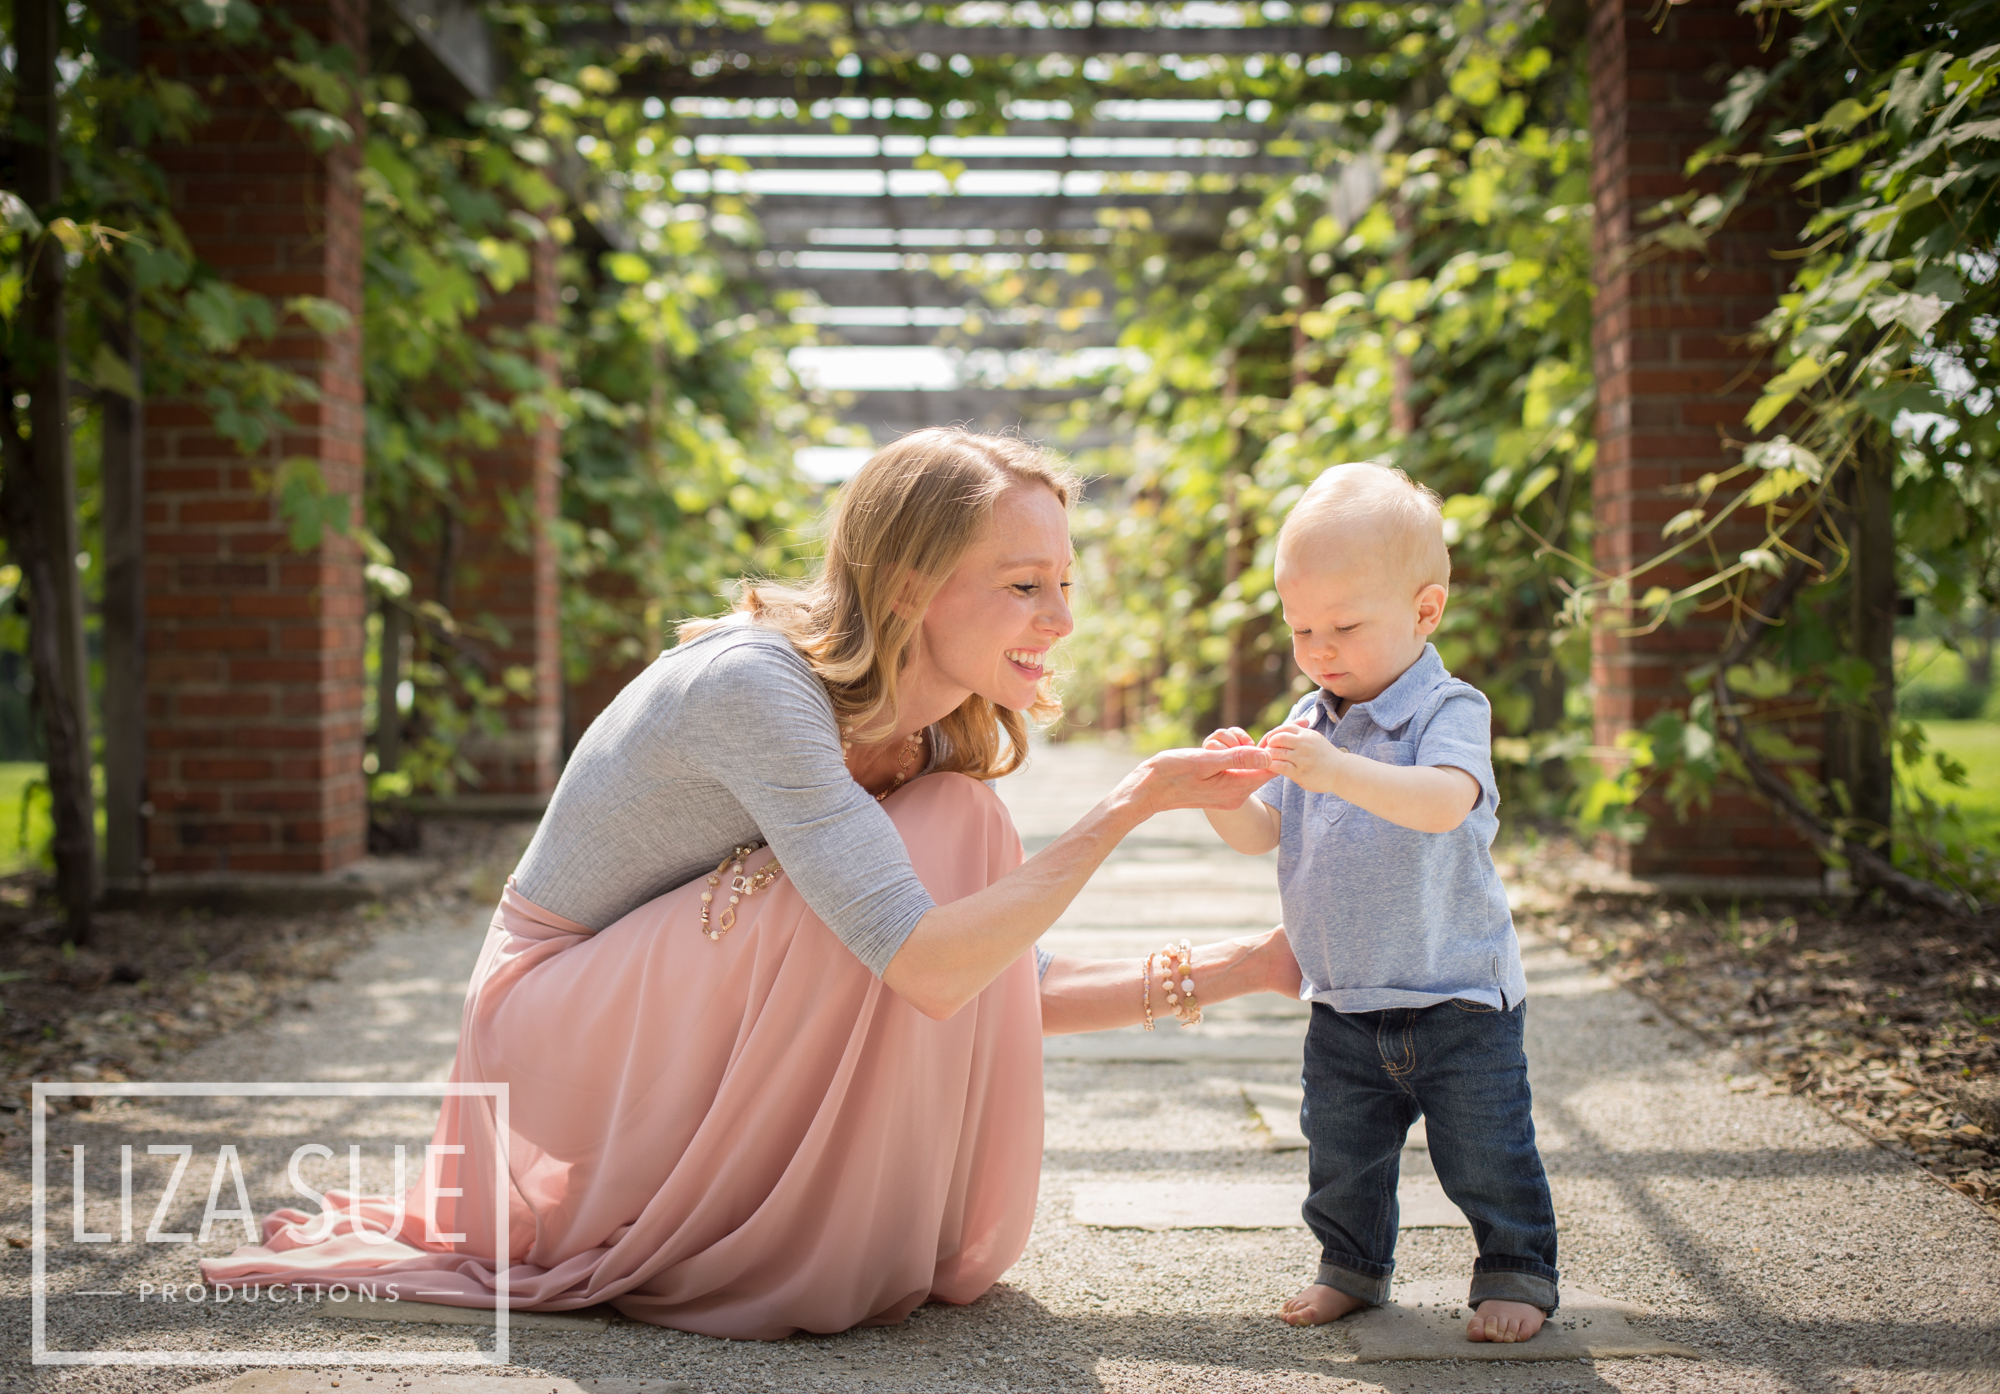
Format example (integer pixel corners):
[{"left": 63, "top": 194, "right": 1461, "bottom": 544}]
[{"left": 1158, "top": 938, "right": 1201, "bottom": 1025}]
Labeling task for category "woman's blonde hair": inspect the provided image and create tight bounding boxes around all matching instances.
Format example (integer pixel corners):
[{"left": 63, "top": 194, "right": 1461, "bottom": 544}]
[{"left": 679, "top": 428, "right": 1080, "bottom": 781}]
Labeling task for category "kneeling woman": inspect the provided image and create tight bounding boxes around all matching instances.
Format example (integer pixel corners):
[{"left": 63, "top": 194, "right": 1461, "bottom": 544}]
[{"left": 203, "top": 430, "right": 1295, "bottom": 1339}]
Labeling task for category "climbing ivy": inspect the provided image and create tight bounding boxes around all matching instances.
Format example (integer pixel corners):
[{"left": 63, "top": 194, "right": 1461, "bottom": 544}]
[
  {"left": 1061, "top": 0, "right": 1599, "bottom": 824},
  {"left": 1562, "top": 0, "right": 2000, "bottom": 905},
  {"left": 0, "top": 0, "right": 829, "bottom": 816}
]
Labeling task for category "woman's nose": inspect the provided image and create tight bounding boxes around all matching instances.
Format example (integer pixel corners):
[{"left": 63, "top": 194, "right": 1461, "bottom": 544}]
[{"left": 1041, "top": 590, "right": 1076, "bottom": 640}]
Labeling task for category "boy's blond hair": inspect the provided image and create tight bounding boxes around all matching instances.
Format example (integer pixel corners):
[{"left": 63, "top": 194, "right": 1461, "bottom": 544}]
[{"left": 1276, "top": 462, "right": 1451, "bottom": 592}]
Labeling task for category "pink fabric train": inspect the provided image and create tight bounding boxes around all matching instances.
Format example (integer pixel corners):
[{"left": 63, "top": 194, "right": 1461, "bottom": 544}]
[{"left": 200, "top": 774, "right": 1045, "bottom": 1339}]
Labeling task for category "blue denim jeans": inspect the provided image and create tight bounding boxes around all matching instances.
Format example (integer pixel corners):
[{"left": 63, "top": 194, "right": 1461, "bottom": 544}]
[{"left": 1301, "top": 999, "right": 1560, "bottom": 1313}]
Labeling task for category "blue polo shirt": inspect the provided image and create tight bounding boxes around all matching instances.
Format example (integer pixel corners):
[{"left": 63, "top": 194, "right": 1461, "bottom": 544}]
[{"left": 1253, "top": 644, "right": 1525, "bottom": 1013}]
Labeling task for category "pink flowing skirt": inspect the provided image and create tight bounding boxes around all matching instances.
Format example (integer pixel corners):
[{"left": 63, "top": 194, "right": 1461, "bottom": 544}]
[{"left": 201, "top": 774, "right": 1045, "bottom": 1339}]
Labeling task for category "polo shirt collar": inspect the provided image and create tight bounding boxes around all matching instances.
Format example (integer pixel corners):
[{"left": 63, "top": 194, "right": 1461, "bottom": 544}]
[{"left": 1314, "top": 643, "right": 1447, "bottom": 732}]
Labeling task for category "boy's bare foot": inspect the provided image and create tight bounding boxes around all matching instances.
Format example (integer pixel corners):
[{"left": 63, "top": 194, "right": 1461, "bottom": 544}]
[
  {"left": 1465, "top": 1299, "right": 1545, "bottom": 1343},
  {"left": 1279, "top": 1283, "right": 1367, "bottom": 1326}
]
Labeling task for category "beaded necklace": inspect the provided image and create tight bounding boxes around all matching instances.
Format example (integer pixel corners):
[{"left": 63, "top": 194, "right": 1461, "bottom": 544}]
[{"left": 699, "top": 729, "right": 925, "bottom": 941}]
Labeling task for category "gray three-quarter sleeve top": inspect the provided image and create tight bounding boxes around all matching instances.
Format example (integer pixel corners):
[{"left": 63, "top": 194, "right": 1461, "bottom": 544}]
[{"left": 509, "top": 622, "right": 937, "bottom": 976}]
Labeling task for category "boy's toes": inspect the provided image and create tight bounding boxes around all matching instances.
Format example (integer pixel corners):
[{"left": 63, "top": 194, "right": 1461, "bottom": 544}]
[
  {"left": 1465, "top": 1300, "right": 1544, "bottom": 1344},
  {"left": 1278, "top": 1283, "right": 1363, "bottom": 1326}
]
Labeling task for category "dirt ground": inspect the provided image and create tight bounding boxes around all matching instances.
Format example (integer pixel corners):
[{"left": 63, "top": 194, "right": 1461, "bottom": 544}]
[
  {"left": 1501, "top": 837, "right": 2000, "bottom": 1222},
  {"left": 0, "top": 822, "right": 535, "bottom": 1157}
]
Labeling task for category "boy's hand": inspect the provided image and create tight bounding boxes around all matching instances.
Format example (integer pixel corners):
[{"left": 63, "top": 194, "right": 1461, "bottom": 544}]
[
  {"left": 1199, "top": 727, "right": 1283, "bottom": 855},
  {"left": 1263, "top": 721, "right": 1345, "bottom": 795}
]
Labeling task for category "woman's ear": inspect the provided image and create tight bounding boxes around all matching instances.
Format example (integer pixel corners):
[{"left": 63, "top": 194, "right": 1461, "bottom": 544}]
[
  {"left": 886, "top": 567, "right": 929, "bottom": 620},
  {"left": 1414, "top": 582, "right": 1448, "bottom": 635}
]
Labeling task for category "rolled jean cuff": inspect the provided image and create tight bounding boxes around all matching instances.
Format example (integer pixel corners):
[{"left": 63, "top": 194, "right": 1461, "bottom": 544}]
[
  {"left": 1468, "top": 1268, "right": 1559, "bottom": 1314},
  {"left": 1316, "top": 1260, "right": 1391, "bottom": 1308}
]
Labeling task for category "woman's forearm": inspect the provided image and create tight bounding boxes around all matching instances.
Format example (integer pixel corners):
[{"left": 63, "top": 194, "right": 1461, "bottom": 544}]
[
  {"left": 879, "top": 747, "right": 1275, "bottom": 1020},
  {"left": 881, "top": 790, "right": 1147, "bottom": 1020},
  {"left": 1038, "top": 927, "right": 1298, "bottom": 1036}
]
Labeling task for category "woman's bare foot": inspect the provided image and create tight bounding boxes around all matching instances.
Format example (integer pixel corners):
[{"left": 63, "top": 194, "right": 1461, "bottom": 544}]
[
  {"left": 1466, "top": 1299, "right": 1545, "bottom": 1343},
  {"left": 1278, "top": 1283, "right": 1367, "bottom": 1326}
]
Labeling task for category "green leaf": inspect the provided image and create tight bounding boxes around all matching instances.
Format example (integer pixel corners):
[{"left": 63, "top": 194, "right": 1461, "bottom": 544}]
[
  {"left": 1515, "top": 464, "right": 1559, "bottom": 508},
  {"left": 1866, "top": 292, "right": 1948, "bottom": 336},
  {"left": 1662, "top": 507, "right": 1705, "bottom": 538},
  {"left": 604, "top": 251, "right": 651, "bottom": 284},
  {"left": 285, "top": 108, "right": 355, "bottom": 153},
  {"left": 0, "top": 191, "right": 41, "bottom": 238},
  {"left": 1726, "top": 659, "right": 1794, "bottom": 699},
  {"left": 1885, "top": 53, "right": 1949, "bottom": 140},
  {"left": 1747, "top": 357, "right": 1825, "bottom": 431},
  {"left": 86, "top": 343, "right": 138, "bottom": 400},
  {"left": 286, "top": 295, "right": 354, "bottom": 336},
  {"left": 274, "top": 57, "right": 351, "bottom": 114}
]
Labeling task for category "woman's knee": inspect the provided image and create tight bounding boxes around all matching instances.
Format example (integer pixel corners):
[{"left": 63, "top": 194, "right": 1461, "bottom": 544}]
[{"left": 884, "top": 773, "right": 1020, "bottom": 891}]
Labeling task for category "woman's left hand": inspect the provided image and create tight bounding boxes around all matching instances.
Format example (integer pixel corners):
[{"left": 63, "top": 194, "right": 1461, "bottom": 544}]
[{"left": 1039, "top": 924, "right": 1303, "bottom": 1036}]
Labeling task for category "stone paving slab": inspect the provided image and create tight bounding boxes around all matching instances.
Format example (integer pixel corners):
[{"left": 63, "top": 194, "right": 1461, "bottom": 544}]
[{"left": 1347, "top": 1283, "right": 1703, "bottom": 1363}]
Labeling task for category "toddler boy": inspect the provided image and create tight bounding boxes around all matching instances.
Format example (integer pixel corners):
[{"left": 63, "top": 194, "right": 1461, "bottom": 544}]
[{"left": 1204, "top": 462, "right": 1558, "bottom": 1344}]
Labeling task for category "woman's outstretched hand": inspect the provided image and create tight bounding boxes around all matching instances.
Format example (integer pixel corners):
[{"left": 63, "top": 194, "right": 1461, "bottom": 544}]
[
  {"left": 1117, "top": 743, "right": 1275, "bottom": 817},
  {"left": 885, "top": 746, "right": 1272, "bottom": 1023}
]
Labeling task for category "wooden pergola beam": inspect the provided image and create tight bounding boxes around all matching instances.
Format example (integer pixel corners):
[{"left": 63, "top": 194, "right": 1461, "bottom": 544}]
[
  {"left": 620, "top": 70, "right": 1352, "bottom": 100},
  {"left": 569, "top": 22, "right": 1372, "bottom": 59},
  {"left": 808, "top": 322, "right": 1122, "bottom": 347},
  {"left": 833, "top": 386, "right": 1111, "bottom": 445},
  {"left": 741, "top": 192, "right": 1250, "bottom": 236},
  {"left": 682, "top": 152, "right": 1307, "bottom": 173},
  {"left": 743, "top": 266, "right": 1115, "bottom": 308},
  {"left": 673, "top": 119, "right": 1326, "bottom": 142}
]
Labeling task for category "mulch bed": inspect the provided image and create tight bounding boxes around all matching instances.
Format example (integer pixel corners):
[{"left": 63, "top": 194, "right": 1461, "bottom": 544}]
[
  {"left": 0, "top": 820, "right": 533, "bottom": 1162},
  {"left": 1508, "top": 841, "right": 2000, "bottom": 1223}
]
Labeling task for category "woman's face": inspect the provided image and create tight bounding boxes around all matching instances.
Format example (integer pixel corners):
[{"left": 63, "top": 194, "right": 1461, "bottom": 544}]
[{"left": 911, "top": 483, "right": 1075, "bottom": 714}]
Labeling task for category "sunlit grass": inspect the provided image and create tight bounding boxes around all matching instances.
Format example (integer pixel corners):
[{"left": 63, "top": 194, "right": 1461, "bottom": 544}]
[
  {"left": 1903, "top": 721, "right": 2000, "bottom": 848},
  {"left": 0, "top": 762, "right": 52, "bottom": 875}
]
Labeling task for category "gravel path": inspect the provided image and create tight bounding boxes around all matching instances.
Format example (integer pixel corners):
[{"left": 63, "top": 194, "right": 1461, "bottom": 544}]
[{"left": 4, "top": 743, "right": 1996, "bottom": 1392}]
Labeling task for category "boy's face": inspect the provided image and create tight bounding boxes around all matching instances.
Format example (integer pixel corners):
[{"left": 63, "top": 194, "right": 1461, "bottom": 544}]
[{"left": 1275, "top": 555, "right": 1446, "bottom": 705}]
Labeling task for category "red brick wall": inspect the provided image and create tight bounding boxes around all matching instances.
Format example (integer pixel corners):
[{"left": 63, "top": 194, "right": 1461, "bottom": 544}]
[
  {"left": 1588, "top": 0, "right": 1821, "bottom": 880},
  {"left": 453, "top": 235, "right": 563, "bottom": 795},
  {"left": 139, "top": 2, "right": 368, "bottom": 875}
]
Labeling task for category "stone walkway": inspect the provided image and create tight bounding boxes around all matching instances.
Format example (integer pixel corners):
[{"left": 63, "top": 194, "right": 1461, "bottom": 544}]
[{"left": 4, "top": 742, "right": 1998, "bottom": 1392}]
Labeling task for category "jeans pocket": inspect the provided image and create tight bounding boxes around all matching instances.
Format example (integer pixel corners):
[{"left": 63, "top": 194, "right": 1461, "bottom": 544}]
[{"left": 1449, "top": 997, "right": 1498, "bottom": 1013}]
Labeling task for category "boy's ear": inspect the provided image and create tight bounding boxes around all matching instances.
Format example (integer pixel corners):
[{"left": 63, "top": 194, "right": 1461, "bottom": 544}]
[{"left": 1414, "top": 582, "right": 1448, "bottom": 635}]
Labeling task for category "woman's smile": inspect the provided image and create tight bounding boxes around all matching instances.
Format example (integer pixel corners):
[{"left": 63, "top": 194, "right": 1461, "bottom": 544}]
[{"left": 1004, "top": 647, "right": 1048, "bottom": 679}]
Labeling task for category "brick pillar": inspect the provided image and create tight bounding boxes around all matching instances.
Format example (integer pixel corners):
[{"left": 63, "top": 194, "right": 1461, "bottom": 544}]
[
  {"left": 453, "top": 236, "right": 563, "bottom": 796},
  {"left": 1588, "top": 0, "right": 1821, "bottom": 881},
  {"left": 140, "top": 2, "right": 368, "bottom": 875}
]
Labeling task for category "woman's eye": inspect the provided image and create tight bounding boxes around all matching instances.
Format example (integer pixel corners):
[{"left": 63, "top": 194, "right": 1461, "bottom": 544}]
[
  {"left": 1013, "top": 583, "right": 1039, "bottom": 596},
  {"left": 1337, "top": 624, "right": 1359, "bottom": 634}
]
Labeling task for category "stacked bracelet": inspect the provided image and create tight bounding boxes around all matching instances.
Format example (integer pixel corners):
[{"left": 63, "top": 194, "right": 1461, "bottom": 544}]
[
  {"left": 1158, "top": 939, "right": 1201, "bottom": 1025},
  {"left": 1140, "top": 952, "right": 1156, "bottom": 1031}
]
